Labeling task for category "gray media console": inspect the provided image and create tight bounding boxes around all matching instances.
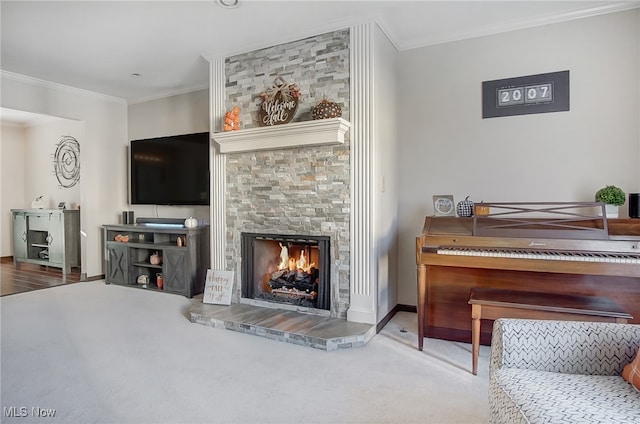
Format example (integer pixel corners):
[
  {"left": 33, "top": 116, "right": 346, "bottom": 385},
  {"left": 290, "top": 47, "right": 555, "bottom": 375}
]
[{"left": 103, "top": 223, "right": 210, "bottom": 298}]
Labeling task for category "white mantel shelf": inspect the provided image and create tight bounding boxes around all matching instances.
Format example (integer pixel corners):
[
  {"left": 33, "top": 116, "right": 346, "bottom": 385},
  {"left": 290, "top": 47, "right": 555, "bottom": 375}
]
[{"left": 213, "top": 118, "right": 350, "bottom": 154}]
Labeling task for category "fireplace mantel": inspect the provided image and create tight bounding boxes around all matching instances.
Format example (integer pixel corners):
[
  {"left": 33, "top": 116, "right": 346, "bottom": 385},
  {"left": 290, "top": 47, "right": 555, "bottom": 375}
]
[{"left": 212, "top": 118, "right": 350, "bottom": 153}]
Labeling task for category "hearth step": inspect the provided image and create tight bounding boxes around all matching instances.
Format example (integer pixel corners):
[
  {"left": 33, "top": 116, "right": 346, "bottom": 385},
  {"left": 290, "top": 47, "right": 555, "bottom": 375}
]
[{"left": 189, "top": 299, "right": 375, "bottom": 351}]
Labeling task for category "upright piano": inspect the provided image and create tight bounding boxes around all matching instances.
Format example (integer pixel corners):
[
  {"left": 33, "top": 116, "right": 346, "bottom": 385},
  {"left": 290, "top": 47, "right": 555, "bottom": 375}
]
[{"left": 415, "top": 202, "right": 640, "bottom": 350}]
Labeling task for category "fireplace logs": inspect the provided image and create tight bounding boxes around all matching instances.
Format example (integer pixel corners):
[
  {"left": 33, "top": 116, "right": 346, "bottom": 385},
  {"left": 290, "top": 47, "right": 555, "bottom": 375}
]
[
  {"left": 241, "top": 233, "right": 331, "bottom": 311},
  {"left": 269, "top": 268, "right": 319, "bottom": 294}
]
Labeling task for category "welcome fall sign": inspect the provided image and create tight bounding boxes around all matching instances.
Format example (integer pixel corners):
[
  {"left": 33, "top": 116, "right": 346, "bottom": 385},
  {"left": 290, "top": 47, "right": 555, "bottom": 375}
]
[{"left": 203, "top": 270, "right": 234, "bottom": 305}]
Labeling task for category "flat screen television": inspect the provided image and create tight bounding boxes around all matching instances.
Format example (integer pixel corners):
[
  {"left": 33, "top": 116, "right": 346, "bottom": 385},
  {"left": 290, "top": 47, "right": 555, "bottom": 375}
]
[{"left": 130, "top": 132, "right": 210, "bottom": 206}]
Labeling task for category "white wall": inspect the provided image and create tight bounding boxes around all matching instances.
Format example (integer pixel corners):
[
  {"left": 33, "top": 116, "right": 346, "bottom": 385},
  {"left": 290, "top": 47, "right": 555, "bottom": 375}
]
[
  {"left": 1, "top": 72, "right": 128, "bottom": 278},
  {"left": 127, "top": 89, "right": 210, "bottom": 223},
  {"left": 24, "top": 119, "right": 83, "bottom": 210},
  {"left": 374, "top": 24, "right": 399, "bottom": 321},
  {"left": 1, "top": 118, "right": 83, "bottom": 257},
  {"left": 396, "top": 10, "right": 640, "bottom": 306},
  {"left": 1, "top": 123, "right": 26, "bottom": 256}
]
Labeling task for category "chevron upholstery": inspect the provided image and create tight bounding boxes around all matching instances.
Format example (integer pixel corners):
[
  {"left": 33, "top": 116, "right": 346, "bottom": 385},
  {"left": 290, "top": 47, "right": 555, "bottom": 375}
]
[{"left": 489, "top": 319, "right": 640, "bottom": 424}]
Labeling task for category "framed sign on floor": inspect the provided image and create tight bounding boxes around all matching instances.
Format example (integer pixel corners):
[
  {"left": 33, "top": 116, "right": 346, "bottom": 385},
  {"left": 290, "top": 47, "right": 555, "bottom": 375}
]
[{"left": 203, "top": 270, "right": 235, "bottom": 305}]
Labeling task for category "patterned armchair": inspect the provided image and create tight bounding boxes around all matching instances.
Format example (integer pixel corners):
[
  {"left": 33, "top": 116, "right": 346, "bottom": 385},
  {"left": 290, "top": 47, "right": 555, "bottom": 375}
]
[{"left": 489, "top": 319, "right": 640, "bottom": 424}]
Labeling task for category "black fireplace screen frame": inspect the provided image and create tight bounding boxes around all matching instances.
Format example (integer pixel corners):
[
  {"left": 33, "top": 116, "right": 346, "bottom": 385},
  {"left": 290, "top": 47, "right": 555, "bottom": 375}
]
[{"left": 241, "top": 232, "right": 331, "bottom": 310}]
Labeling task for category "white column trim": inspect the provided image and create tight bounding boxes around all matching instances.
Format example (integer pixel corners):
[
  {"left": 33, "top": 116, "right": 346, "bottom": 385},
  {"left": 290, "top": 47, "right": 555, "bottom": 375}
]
[
  {"left": 209, "top": 58, "right": 227, "bottom": 270},
  {"left": 347, "top": 22, "right": 377, "bottom": 325}
]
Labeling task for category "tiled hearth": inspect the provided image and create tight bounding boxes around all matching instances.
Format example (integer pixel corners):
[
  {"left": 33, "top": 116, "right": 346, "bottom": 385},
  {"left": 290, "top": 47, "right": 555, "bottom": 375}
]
[{"left": 189, "top": 299, "right": 375, "bottom": 351}]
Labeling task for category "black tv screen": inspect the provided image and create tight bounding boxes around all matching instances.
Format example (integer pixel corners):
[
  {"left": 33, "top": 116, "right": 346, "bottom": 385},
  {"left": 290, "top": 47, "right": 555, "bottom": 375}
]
[{"left": 130, "top": 132, "right": 210, "bottom": 206}]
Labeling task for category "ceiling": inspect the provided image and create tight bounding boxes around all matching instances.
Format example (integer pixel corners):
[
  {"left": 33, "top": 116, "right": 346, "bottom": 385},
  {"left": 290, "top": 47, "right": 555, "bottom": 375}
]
[{"left": 1, "top": 0, "right": 639, "bottom": 107}]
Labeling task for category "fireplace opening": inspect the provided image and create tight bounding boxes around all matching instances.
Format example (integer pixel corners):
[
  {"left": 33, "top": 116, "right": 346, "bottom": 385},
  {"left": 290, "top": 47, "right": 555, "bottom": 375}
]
[{"left": 241, "top": 233, "right": 330, "bottom": 311}]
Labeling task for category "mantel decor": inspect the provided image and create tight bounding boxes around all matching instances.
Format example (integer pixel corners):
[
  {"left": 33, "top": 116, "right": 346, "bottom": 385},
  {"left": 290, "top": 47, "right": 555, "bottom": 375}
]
[
  {"left": 258, "top": 77, "right": 301, "bottom": 126},
  {"left": 482, "top": 70, "right": 569, "bottom": 118},
  {"left": 213, "top": 117, "right": 350, "bottom": 154},
  {"left": 312, "top": 99, "right": 342, "bottom": 120}
]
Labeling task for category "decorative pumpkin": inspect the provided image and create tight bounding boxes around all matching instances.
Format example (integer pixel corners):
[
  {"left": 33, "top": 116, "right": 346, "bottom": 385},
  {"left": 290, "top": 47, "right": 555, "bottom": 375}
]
[
  {"left": 456, "top": 196, "right": 474, "bottom": 217},
  {"left": 223, "top": 107, "right": 241, "bottom": 132},
  {"left": 150, "top": 252, "right": 162, "bottom": 265},
  {"left": 137, "top": 274, "right": 149, "bottom": 286},
  {"left": 312, "top": 99, "right": 342, "bottom": 120},
  {"left": 184, "top": 217, "right": 198, "bottom": 228}
]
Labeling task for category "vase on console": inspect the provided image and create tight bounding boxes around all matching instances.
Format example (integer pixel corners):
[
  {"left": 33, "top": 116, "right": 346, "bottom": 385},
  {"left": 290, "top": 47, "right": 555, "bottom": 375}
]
[{"left": 605, "top": 204, "right": 619, "bottom": 219}]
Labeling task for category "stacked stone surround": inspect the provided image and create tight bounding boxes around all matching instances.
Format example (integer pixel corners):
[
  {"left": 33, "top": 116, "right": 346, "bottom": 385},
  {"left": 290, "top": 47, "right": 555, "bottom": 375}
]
[
  {"left": 225, "top": 29, "right": 350, "bottom": 128},
  {"left": 223, "top": 29, "right": 351, "bottom": 318}
]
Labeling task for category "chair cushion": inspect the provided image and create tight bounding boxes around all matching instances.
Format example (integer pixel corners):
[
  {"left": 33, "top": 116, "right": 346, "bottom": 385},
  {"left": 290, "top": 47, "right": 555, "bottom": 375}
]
[
  {"left": 622, "top": 351, "right": 640, "bottom": 391},
  {"left": 490, "top": 368, "right": 640, "bottom": 424}
]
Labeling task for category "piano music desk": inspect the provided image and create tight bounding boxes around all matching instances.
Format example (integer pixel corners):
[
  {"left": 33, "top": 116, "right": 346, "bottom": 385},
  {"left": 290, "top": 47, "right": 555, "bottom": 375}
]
[{"left": 468, "top": 287, "right": 632, "bottom": 375}]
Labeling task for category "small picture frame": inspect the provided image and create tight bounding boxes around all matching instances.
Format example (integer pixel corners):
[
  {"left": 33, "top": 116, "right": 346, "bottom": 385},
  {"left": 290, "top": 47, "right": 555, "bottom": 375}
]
[{"left": 433, "top": 195, "right": 455, "bottom": 216}]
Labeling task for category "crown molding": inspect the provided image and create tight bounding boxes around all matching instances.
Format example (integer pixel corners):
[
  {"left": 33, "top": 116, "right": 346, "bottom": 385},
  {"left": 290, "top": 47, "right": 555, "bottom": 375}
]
[
  {"left": 395, "top": 2, "right": 640, "bottom": 51},
  {"left": 202, "top": 2, "right": 639, "bottom": 60},
  {"left": 0, "top": 70, "right": 127, "bottom": 104},
  {"left": 127, "top": 84, "right": 210, "bottom": 105}
]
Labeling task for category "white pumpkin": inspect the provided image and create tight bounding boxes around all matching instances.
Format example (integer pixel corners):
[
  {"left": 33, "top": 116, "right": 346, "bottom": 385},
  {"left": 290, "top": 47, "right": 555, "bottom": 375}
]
[{"left": 184, "top": 217, "right": 198, "bottom": 228}]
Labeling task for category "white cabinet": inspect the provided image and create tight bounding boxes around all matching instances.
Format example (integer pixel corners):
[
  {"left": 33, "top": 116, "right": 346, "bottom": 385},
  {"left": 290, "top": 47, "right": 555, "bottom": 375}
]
[{"left": 11, "top": 209, "right": 81, "bottom": 274}]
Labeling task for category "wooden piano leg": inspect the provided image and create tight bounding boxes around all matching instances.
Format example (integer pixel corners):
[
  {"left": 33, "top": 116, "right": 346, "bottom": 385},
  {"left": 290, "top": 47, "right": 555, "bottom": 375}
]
[
  {"left": 471, "top": 304, "right": 481, "bottom": 375},
  {"left": 417, "top": 264, "right": 427, "bottom": 351}
]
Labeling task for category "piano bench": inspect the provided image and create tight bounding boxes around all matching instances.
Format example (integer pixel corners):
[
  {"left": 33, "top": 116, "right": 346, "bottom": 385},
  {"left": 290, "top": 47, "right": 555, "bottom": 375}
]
[{"left": 468, "top": 287, "right": 632, "bottom": 375}]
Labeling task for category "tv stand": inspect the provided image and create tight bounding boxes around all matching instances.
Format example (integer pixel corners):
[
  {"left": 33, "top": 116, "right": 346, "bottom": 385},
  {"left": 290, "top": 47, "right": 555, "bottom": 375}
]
[{"left": 102, "top": 222, "right": 209, "bottom": 298}]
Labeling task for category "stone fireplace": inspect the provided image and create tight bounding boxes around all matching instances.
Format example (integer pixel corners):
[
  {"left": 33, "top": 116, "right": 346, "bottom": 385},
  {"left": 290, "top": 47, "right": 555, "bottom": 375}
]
[
  {"left": 208, "top": 23, "right": 393, "bottom": 326},
  {"left": 241, "top": 233, "right": 331, "bottom": 311},
  {"left": 220, "top": 124, "right": 351, "bottom": 318}
]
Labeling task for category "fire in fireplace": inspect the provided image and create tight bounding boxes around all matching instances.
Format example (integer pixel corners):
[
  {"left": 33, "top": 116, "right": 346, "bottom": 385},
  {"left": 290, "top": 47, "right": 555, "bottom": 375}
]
[{"left": 241, "top": 233, "right": 330, "bottom": 311}]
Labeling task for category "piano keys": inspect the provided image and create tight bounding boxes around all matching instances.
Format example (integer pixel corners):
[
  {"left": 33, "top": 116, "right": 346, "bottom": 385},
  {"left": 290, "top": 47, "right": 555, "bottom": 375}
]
[
  {"left": 416, "top": 202, "right": 640, "bottom": 350},
  {"left": 437, "top": 246, "right": 640, "bottom": 264}
]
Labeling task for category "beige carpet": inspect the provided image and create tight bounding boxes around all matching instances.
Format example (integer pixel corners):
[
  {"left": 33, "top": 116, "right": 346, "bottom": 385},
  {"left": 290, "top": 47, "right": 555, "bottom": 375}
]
[{"left": 0, "top": 281, "right": 489, "bottom": 423}]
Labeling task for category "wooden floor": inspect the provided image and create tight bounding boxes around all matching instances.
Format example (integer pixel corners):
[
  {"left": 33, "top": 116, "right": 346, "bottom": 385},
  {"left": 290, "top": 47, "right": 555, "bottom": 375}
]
[{"left": 0, "top": 257, "right": 83, "bottom": 296}]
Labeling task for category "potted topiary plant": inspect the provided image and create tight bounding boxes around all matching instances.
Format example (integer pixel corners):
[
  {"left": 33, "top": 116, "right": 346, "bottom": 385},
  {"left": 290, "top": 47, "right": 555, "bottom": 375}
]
[{"left": 595, "top": 185, "right": 626, "bottom": 218}]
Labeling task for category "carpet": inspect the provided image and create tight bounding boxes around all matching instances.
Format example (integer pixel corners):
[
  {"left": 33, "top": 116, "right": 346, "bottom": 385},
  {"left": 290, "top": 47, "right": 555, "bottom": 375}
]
[{"left": 0, "top": 281, "right": 489, "bottom": 423}]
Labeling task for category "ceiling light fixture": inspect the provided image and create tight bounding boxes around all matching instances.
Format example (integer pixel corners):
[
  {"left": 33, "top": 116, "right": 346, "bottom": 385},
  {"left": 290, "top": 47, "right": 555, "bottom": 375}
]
[{"left": 217, "top": 0, "right": 239, "bottom": 8}]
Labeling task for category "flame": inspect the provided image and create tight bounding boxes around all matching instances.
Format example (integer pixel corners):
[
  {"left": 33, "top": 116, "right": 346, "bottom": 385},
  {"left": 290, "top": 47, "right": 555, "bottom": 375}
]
[
  {"left": 297, "top": 250, "right": 306, "bottom": 269},
  {"left": 278, "top": 244, "right": 315, "bottom": 273},
  {"left": 278, "top": 243, "right": 289, "bottom": 269}
]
